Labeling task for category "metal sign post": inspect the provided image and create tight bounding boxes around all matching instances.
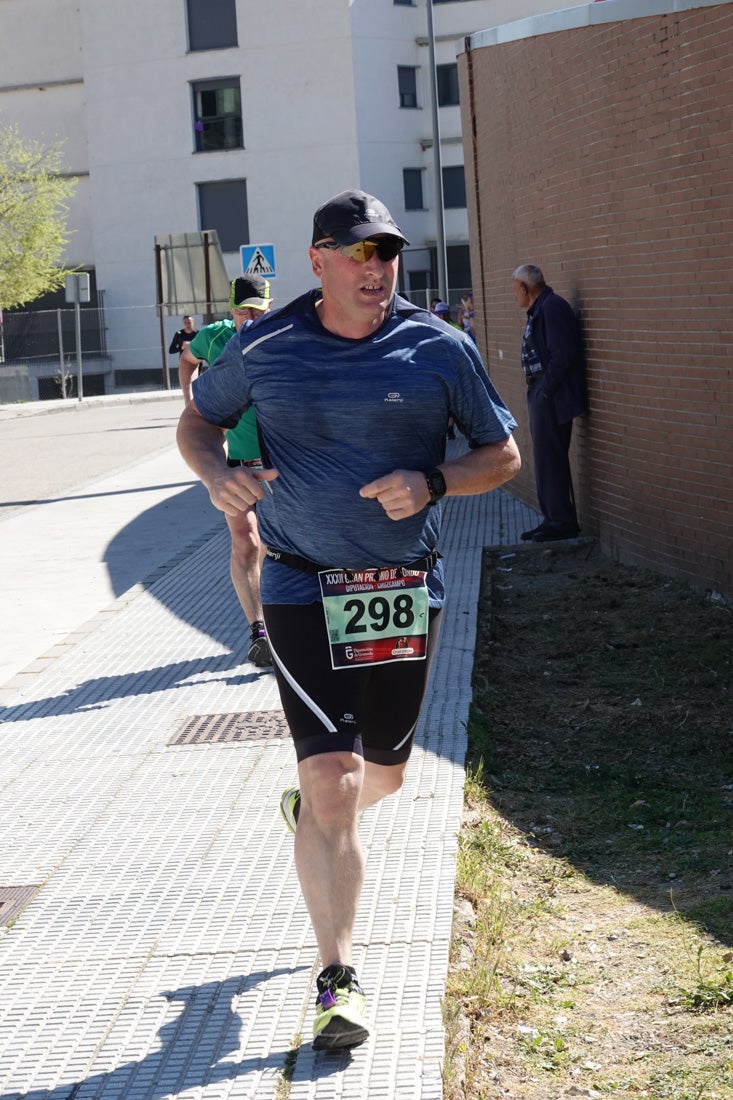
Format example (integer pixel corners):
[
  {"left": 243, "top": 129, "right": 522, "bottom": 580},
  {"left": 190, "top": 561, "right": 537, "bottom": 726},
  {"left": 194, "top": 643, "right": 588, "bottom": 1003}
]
[
  {"left": 65, "top": 273, "right": 90, "bottom": 401},
  {"left": 56, "top": 309, "right": 66, "bottom": 399},
  {"left": 154, "top": 244, "right": 171, "bottom": 390},
  {"left": 154, "top": 231, "right": 231, "bottom": 388}
]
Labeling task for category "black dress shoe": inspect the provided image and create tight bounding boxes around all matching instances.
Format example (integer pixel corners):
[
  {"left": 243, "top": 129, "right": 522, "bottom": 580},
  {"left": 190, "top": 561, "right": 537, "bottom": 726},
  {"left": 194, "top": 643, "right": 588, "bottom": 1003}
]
[
  {"left": 531, "top": 525, "right": 580, "bottom": 542},
  {"left": 521, "top": 523, "right": 547, "bottom": 541}
]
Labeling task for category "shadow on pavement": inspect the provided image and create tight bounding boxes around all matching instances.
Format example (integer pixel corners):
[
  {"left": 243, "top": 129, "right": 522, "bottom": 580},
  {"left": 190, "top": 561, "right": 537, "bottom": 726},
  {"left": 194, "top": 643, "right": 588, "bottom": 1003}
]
[
  {"left": 0, "top": 482, "right": 196, "bottom": 513},
  {"left": 104, "top": 483, "right": 219, "bottom": 600},
  {"left": 0, "top": 655, "right": 265, "bottom": 723},
  {"left": 0, "top": 969, "right": 334, "bottom": 1100}
]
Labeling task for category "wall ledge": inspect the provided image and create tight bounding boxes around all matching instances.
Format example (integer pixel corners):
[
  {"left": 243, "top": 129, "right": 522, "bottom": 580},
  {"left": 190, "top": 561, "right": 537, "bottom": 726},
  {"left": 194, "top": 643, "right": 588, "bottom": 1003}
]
[{"left": 462, "top": 0, "right": 728, "bottom": 51}]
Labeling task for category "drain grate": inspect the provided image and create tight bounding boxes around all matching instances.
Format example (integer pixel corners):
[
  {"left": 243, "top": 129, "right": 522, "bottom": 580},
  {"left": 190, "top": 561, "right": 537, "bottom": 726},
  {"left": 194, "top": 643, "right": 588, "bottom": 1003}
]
[
  {"left": 0, "top": 885, "right": 40, "bottom": 927},
  {"left": 169, "top": 710, "right": 290, "bottom": 747}
]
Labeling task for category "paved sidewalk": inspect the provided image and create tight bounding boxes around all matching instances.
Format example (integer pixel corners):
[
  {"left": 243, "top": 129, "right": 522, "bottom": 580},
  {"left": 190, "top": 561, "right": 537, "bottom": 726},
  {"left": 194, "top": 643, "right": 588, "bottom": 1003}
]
[
  {"left": 0, "top": 393, "right": 218, "bottom": 689},
  {"left": 0, "top": 417, "right": 540, "bottom": 1100}
]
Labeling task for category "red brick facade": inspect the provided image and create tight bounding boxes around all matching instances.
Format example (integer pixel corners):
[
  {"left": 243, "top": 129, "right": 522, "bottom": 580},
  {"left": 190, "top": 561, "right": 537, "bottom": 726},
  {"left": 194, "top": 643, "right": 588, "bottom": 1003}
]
[{"left": 459, "top": 3, "right": 732, "bottom": 595}]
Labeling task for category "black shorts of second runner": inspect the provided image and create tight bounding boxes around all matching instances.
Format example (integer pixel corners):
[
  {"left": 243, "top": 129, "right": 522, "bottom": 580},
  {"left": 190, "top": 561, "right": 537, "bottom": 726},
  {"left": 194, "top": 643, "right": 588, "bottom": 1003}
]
[{"left": 263, "top": 602, "right": 443, "bottom": 766}]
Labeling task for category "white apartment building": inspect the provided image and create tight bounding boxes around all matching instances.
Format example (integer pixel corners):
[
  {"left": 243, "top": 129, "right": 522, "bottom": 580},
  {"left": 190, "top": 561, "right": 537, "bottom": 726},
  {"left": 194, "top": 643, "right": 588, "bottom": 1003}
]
[{"left": 0, "top": 0, "right": 585, "bottom": 398}]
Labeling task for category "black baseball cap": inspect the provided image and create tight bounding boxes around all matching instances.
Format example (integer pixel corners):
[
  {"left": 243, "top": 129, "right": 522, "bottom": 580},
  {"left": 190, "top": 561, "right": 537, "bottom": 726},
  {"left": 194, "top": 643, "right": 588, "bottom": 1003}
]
[{"left": 311, "top": 189, "right": 409, "bottom": 247}]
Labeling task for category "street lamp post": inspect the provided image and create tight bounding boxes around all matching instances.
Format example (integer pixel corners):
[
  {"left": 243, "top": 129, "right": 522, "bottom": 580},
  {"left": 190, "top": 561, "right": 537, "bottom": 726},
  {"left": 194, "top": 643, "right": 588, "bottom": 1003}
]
[{"left": 427, "top": 0, "right": 448, "bottom": 303}]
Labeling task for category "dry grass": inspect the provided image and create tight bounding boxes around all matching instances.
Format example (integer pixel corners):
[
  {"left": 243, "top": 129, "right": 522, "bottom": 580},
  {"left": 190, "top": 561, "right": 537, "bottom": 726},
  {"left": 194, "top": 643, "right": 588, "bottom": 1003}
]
[{"left": 444, "top": 541, "right": 733, "bottom": 1099}]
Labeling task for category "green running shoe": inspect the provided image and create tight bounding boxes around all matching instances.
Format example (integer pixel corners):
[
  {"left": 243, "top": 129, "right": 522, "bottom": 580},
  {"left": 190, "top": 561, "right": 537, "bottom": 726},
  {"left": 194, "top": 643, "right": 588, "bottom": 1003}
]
[
  {"left": 280, "top": 787, "right": 300, "bottom": 833},
  {"left": 312, "top": 966, "right": 369, "bottom": 1051}
]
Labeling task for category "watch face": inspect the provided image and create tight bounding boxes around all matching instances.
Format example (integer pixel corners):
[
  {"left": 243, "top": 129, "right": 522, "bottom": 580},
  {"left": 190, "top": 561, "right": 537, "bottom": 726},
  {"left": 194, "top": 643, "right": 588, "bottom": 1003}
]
[{"left": 426, "top": 468, "right": 446, "bottom": 502}]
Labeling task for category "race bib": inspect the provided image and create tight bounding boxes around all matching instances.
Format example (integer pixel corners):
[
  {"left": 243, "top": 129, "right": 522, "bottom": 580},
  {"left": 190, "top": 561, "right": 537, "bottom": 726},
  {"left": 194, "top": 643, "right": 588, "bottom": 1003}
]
[{"left": 318, "top": 567, "right": 429, "bottom": 670}]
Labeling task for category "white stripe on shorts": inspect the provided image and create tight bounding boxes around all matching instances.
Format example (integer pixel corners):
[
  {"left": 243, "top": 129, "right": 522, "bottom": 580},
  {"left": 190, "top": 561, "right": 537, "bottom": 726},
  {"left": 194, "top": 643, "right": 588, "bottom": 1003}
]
[{"left": 267, "top": 637, "right": 337, "bottom": 733}]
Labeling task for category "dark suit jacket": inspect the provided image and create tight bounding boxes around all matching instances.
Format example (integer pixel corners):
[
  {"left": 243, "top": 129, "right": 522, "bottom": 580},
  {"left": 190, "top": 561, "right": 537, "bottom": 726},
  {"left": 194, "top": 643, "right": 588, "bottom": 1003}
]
[{"left": 528, "top": 286, "right": 588, "bottom": 424}]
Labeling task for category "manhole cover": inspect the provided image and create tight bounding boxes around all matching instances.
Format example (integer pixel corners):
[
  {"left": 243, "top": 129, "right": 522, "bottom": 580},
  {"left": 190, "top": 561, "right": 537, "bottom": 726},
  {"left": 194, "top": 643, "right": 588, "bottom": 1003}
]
[
  {"left": 169, "top": 710, "right": 290, "bottom": 746},
  {"left": 0, "top": 885, "right": 40, "bottom": 927}
]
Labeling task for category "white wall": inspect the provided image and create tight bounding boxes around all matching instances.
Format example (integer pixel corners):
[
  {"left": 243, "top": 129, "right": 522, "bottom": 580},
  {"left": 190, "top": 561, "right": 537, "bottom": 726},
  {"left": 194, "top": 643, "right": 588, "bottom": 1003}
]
[
  {"left": 77, "top": 0, "right": 372, "bottom": 365},
  {"left": 0, "top": 0, "right": 90, "bottom": 267},
  {"left": 0, "top": 0, "right": 589, "bottom": 380},
  {"left": 0, "top": 0, "right": 82, "bottom": 84}
]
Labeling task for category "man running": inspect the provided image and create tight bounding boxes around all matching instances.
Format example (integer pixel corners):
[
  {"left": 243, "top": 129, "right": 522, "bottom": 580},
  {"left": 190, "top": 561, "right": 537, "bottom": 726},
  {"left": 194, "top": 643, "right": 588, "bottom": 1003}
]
[{"left": 177, "top": 189, "right": 520, "bottom": 1049}]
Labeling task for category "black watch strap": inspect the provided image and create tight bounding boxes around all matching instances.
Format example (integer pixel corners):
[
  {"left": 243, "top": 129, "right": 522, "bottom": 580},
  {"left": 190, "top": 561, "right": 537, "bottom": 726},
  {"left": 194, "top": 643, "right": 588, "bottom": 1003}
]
[{"left": 424, "top": 467, "right": 447, "bottom": 505}]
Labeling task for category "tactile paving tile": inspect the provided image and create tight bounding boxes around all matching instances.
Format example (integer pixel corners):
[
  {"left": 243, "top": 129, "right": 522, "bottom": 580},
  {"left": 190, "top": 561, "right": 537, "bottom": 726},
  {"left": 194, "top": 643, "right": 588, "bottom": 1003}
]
[
  {"left": 0, "top": 480, "right": 540, "bottom": 1099},
  {"left": 0, "top": 949, "right": 312, "bottom": 1100}
]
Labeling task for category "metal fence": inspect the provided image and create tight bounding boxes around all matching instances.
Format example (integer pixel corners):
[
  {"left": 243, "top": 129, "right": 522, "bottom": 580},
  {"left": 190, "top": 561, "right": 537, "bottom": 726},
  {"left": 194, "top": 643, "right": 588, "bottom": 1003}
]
[
  {"left": 0, "top": 287, "right": 475, "bottom": 403},
  {"left": 0, "top": 303, "right": 190, "bottom": 402}
]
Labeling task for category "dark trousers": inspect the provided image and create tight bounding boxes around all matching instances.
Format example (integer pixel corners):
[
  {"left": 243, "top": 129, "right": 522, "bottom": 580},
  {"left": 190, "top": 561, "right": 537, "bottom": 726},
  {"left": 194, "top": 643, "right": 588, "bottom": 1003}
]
[{"left": 527, "top": 385, "right": 577, "bottom": 531}]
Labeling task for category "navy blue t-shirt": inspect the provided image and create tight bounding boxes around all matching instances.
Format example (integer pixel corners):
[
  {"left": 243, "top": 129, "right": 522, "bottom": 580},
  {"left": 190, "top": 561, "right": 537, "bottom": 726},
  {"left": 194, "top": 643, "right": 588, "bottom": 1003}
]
[{"left": 193, "top": 290, "right": 517, "bottom": 604}]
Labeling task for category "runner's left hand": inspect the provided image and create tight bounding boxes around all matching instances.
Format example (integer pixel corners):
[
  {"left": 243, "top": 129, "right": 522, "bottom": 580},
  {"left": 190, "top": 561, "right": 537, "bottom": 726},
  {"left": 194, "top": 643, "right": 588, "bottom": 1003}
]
[{"left": 359, "top": 470, "right": 431, "bottom": 520}]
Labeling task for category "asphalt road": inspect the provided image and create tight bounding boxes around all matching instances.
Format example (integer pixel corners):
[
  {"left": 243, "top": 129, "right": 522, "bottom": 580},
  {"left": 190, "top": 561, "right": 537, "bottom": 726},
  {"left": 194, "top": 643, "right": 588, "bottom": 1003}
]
[
  {"left": 0, "top": 394, "right": 189, "bottom": 518},
  {"left": 0, "top": 393, "right": 221, "bottom": 689}
]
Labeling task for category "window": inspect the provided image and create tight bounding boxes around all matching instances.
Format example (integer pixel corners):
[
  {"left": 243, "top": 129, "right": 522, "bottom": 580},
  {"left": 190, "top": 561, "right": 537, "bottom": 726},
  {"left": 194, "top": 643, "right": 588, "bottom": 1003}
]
[
  {"left": 393, "top": 0, "right": 414, "bottom": 4},
  {"left": 197, "top": 179, "right": 249, "bottom": 252},
  {"left": 411, "top": 245, "right": 471, "bottom": 302},
  {"left": 398, "top": 66, "right": 418, "bottom": 109},
  {"left": 413, "top": 245, "right": 471, "bottom": 301},
  {"left": 437, "top": 63, "right": 460, "bottom": 107},
  {"left": 442, "top": 165, "right": 466, "bottom": 208},
  {"left": 187, "top": 0, "right": 237, "bottom": 50},
  {"left": 403, "top": 169, "right": 424, "bottom": 211},
  {"left": 192, "top": 78, "right": 242, "bottom": 152},
  {"left": 447, "top": 244, "right": 471, "bottom": 294}
]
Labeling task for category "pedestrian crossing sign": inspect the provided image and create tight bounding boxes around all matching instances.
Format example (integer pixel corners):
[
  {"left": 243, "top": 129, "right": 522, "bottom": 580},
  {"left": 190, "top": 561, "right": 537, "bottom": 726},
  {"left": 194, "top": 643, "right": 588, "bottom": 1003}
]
[{"left": 240, "top": 244, "right": 276, "bottom": 279}]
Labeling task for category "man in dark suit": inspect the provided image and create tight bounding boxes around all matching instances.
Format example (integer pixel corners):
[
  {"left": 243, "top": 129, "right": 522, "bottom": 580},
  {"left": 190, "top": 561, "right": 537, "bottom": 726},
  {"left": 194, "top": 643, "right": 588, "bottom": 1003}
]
[{"left": 512, "top": 264, "right": 588, "bottom": 541}]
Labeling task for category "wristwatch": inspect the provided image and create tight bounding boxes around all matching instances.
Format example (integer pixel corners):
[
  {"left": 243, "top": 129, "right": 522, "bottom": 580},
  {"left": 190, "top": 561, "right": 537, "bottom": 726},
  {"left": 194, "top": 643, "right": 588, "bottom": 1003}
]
[{"left": 424, "top": 467, "right": 447, "bottom": 506}]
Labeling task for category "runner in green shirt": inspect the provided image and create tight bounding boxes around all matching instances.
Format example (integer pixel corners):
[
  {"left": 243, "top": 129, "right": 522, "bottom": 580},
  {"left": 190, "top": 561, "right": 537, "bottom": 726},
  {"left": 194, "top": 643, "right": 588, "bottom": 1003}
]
[{"left": 178, "top": 275, "right": 273, "bottom": 666}]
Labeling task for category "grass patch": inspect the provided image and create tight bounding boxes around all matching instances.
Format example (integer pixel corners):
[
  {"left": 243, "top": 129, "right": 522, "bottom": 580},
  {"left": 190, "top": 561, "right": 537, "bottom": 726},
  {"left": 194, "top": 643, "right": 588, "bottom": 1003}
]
[{"left": 444, "top": 543, "right": 733, "bottom": 1099}]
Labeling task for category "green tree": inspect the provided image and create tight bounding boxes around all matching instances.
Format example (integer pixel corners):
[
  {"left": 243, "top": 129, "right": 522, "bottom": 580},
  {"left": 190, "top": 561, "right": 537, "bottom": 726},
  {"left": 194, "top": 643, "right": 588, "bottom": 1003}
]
[{"left": 0, "top": 125, "right": 78, "bottom": 309}]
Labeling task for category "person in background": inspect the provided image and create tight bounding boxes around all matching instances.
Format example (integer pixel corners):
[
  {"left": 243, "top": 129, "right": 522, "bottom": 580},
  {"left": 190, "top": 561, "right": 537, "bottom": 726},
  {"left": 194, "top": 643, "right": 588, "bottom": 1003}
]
[
  {"left": 433, "top": 301, "right": 462, "bottom": 331},
  {"left": 178, "top": 276, "right": 273, "bottom": 667},
  {"left": 458, "top": 291, "right": 474, "bottom": 340},
  {"left": 511, "top": 263, "right": 588, "bottom": 542},
  {"left": 168, "top": 315, "right": 198, "bottom": 377},
  {"left": 177, "top": 188, "right": 520, "bottom": 1051}
]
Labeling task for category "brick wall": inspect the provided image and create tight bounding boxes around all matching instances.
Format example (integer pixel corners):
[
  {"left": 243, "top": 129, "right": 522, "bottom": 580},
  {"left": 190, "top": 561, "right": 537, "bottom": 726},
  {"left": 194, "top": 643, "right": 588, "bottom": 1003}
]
[{"left": 459, "top": 3, "right": 733, "bottom": 595}]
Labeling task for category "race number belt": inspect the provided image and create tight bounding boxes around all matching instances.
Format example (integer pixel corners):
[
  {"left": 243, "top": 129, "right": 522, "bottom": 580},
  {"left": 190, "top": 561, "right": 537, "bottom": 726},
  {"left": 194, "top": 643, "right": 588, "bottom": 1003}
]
[
  {"left": 265, "top": 548, "right": 440, "bottom": 671},
  {"left": 265, "top": 547, "right": 440, "bottom": 576},
  {"left": 318, "top": 566, "right": 429, "bottom": 670}
]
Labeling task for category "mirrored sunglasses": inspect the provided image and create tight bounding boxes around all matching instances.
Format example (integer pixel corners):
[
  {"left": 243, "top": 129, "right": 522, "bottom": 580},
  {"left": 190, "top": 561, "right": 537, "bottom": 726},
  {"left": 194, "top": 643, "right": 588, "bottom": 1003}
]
[{"left": 314, "top": 238, "right": 404, "bottom": 263}]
